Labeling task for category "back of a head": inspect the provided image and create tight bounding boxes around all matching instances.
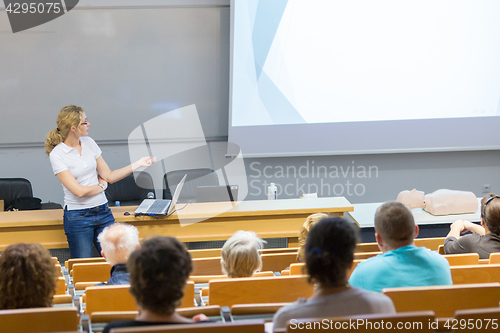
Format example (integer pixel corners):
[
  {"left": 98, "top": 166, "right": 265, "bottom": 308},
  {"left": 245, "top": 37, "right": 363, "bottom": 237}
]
[
  {"left": 221, "top": 230, "right": 265, "bottom": 278},
  {"left": 305, "top": 217, "right": 357, "bottom": 288},
  {"left": 98, "top": 223, "right": 140, "bottom": 266},
  {"left": 482, "top": 194, "right": 500, "bottom": 235},
  {"left": 297, "top": 213, "right": 329, "bottom": 262},
  {"left": 374, "top": 201, "right": 415, "bottom": 248},
  {"left": 127, "top": 236, "right": 192, "bottom": 315},
  {"left": 0, "top": 243, "right": 57, "bottom": 310}
]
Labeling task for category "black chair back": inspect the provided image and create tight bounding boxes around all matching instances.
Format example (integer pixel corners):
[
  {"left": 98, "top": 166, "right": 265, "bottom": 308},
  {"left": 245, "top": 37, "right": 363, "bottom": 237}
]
[
  {"left": 105, "top": 172, "right": 155, "bottom": 206},
  {"left": 0, "top": 178, "right": 33, "bottom": 211},
  {"left": 163, "top": 168, "right": 218, "bottom": 202}
]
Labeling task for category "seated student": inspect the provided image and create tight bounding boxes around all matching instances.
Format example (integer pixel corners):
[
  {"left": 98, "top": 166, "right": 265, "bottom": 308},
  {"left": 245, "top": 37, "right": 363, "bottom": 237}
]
[
  {"left": 273, "top": 218, "right": 395, "bottom": 330},
  {"left": 297, "top": 213, "right": 329, "bottom": 262},
  {"left": 96, "top": 223, "right": 140, "bottom": 285},
  {"left": 349, "top": 201, "right": 452, "bottom": 293},
  {"left": 221, "top": 230, "right": 265, "bottom": 278},
  {"left": 103, "top": 236, "right": 207, "bottom": 333},
  {"left": 0, "top": 243, "right": 57, "bottom": 309},
  {"left": 444, "top": 194, "right": 500, "bottom": 259}
]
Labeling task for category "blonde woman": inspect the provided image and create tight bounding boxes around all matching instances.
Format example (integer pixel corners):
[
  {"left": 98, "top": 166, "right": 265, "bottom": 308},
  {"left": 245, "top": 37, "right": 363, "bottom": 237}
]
[
  {"left": 45, "top": 105, "right": 155, "bottom": 258},
  {"left": 297, "top": 213, "right": 329, "bottom": 262},
  {"left": 221, "top": 230, "right": 266, "bottom": 278}
]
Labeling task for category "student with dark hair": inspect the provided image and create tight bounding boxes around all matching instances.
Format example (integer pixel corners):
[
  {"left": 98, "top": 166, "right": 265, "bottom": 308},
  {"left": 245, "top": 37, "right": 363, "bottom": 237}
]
[
  {"left": 444, "top": 194, "right": 500, "bottom": 259},
  {"left": 103, "top": 237, "right": 207, "bottom": 333},
  {"left": 0, "top": 243, "right": 58, "bottom": 310},
  {"left": 273, "top": 218, "right": 395, "bottom": 330},
  {"left": 349, "top": 201, "right": 452, "bottom": 293}
]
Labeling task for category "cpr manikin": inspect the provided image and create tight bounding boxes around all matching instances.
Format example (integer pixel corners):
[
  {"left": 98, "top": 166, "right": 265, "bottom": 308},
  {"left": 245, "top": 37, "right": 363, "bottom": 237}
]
[{"left": 397, "top": 189, "right": 478, "bottom": 216}]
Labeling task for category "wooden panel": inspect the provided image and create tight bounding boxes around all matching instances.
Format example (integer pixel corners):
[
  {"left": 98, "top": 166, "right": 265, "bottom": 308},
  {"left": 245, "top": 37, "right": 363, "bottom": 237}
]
[
  {"left": 109, "top": 320, "right": 266, "bottom": 333},
  {"left": 192, "top": 257, "right": 223, "bottom": 276},
  {"left": 383, "top": 283, "right": 500, "bottom": 318},
  {"left": 0, "top": 306, "right": 79, "bottom": 333},
  {"left": 453, "top": 307, "right": 500, "bottom": 333},
  {"left": 66, "top": 257, "right": 107, "bottom": 272},
  {"left": 451, "top": 264, "right": 500, "bottom": 284},
  {"left": 261, "top": 253, "right": 299, "bottom": 272},
  {"left": 231, "top": 303, "right": 289, "bottom": 316},
  {"left": 208, "top": 275, "right": 314, "bottom": 308},
  {"left": 55, "top": 277, "right": 67, "bottom": 295},
  {"left": 414, "top": 237, "right": 446, "bottom": 251},
  {"left": 72, "top": 262, "right": 112, "bottom": 284},
  {"left": 85, "top": 282, "right": 195, "bottom": 317},
  {"left": 489, "top": 252, "right": 500, "bottom": 264},
  {"left": 443, "top": 253, "right": 479, "bottom": 266}
]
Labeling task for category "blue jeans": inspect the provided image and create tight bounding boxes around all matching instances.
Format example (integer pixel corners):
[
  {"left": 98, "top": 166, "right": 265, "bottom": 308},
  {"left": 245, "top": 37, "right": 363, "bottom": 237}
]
[{"left": 64, "top": 203, "right": 115, "bottom": 258}]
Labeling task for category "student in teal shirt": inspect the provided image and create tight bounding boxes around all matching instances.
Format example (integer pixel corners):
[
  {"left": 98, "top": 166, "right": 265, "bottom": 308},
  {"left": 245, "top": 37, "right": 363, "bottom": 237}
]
[{"left": 349, "top": 201, "right": 452, "bottom": 293}]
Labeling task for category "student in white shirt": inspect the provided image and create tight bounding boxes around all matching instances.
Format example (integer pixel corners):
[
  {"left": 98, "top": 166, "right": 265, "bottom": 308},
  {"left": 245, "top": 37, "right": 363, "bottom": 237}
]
[{"left": 45, "top": 105, "right": 154, "bottom": 258}]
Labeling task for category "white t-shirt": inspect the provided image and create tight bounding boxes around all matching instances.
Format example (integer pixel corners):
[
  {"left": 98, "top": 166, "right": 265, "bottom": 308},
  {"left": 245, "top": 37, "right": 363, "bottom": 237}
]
[
  {"left": 49, "top": 136, "right": 107, "bottom": 210},
  {"left": 272, "top": 287, "right": 396, "bottom": 331}
]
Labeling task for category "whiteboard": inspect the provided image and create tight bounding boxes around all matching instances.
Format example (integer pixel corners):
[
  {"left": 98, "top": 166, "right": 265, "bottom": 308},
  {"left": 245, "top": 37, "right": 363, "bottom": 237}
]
[{"left": 0, "top": 5, "right": 229, "bottom": 144}]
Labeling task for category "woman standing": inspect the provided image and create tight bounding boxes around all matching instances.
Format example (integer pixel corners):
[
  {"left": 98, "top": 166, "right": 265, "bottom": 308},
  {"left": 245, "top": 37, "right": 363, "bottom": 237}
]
[{"left": 45, "top": 105, "right": 155, "bottom": 258}]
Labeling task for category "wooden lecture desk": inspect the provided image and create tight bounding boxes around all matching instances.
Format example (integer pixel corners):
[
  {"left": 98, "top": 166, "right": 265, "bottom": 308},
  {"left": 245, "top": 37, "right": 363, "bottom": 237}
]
[{"left": 0, "top": 197, "right": 353, "bottom": 251}]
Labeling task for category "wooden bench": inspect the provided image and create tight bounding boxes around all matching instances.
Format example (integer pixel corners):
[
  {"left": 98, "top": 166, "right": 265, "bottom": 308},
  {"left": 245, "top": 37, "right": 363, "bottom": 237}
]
[
  {"left": 208, "top": 275, "right": 314, "bottom": 307},
  {"left": 289, "top": 259, "right": 363, "bottom": 277},
  {"left": 382, "top": 283, "right": 500, "bottom": 318},
  {"left": 109, "top": 320, "right": 266, "bottom": 333},
  {"left": 56, "top": 277, "right": 67, "bottom": 295},
  {"left": 451, "top": 264, "right": 500, "bottom": 284},
  {"left": 443, "top": 253, "right": 480, "bottom": 266},
  {"left": 65, "top": 257, "right": 107, "bottom": 272},
  {"left": 72, "top": 262, "right": 112, "bottom": 287},
  {"left": 0, "top": 306, "right": 79, "bottom": 333},
  {"left": 261, "top": 252, "right": 299, "bottom": 272},
  {"left": 85, "top": 282, "right": 195, "bottom": 317},
  {"left": 189, "top": 271, "right": 274, "bottom": 284},
  {"left": 453, "top": 307, "right": 500, "bottom": 333},
  {"left": 489, "top": 252, "right": 500, "bottom": 264}
]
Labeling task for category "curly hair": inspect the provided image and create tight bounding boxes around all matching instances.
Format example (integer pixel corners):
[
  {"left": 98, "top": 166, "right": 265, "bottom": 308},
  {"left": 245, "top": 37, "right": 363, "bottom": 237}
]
[
  {"left": 45, "top": 105, "right": 83, "bottom": 156},
  {"left": 127, "top": 236, "right": 192, "bottom": 315},
  {"left": 297, "top": 213, "right": 329, "bottom": 262},
  {"left": 0, "top": 243, "right": 57, "bottom": 309},
  {"left": 305, "top": 217, "right": 357, "bottom": 288}
]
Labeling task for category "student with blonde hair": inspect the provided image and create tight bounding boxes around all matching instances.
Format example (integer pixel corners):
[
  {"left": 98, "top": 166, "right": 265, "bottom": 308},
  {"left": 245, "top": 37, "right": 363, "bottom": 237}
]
[
  {"left": 221, "top": 230, "right": 266, "bottom": 278},
  {"left": 297, "top": 213, "right": 329, "bottom": 262},
  {"left": 46, "top": 105, "right": 155, "bottom": 258}
]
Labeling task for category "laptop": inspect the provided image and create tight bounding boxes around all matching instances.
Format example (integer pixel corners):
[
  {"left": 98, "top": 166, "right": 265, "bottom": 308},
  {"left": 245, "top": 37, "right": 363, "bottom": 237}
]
[
  {"left": 135, "top": 174, "right": 187, "bottom": 215},
  {"left": 196, "top": 185, "right": 238, "bottom": 203}
]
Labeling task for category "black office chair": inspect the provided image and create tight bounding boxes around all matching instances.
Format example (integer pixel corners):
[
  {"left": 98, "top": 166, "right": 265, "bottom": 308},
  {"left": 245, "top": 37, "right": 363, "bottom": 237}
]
[
  {"left": 163, "top": 168, "right": 219, "bottom": 202},
  {"left": 105, "top": 172, "right": 155, "bottom": 206},
  {"left": 0, "top": 178, "right": 34, "bottom": 211}
]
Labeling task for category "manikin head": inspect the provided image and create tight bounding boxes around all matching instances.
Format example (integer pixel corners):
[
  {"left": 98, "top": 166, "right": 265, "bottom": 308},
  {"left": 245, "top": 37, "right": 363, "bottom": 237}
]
[{"left": 397, "top": 189, "right": 426, "bottom": 210}]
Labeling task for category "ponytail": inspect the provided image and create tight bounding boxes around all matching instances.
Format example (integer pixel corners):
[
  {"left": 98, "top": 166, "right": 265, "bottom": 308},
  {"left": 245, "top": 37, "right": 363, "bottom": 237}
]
[
  {"left": 44, "top": 105, "right": 84, "bottom": 156},
  {"left": 45, "top": 128, "right": 64, "bottom": 156}
]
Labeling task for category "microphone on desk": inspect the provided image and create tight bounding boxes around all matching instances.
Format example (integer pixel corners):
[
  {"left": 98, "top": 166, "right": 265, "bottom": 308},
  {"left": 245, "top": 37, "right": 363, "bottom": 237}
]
[{"left": 147, "top": 192, "right": 155, "bottom": 199}]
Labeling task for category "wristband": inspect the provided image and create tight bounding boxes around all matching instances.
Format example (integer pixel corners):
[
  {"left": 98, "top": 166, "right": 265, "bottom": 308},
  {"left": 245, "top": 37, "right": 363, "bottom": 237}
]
[{"left": 98, "top": 183, "right": 105, "bottom": 191}]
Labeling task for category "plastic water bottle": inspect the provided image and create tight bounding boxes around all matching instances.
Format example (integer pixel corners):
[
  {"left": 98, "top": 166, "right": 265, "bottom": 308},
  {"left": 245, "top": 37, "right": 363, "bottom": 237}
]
[{"left": 267, "top": 183, "right": 277, "bottom": 200}]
